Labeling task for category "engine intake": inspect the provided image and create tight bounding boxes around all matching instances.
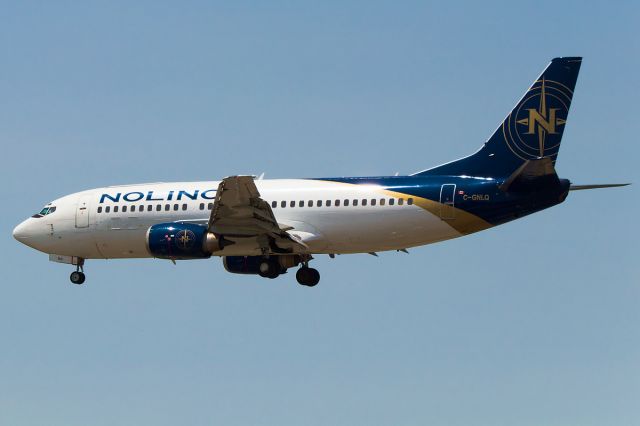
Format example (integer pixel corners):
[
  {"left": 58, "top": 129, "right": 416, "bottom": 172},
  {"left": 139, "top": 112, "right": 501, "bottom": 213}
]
[{"left": 146, "top": 223, "right": 224, "bottom": 260}]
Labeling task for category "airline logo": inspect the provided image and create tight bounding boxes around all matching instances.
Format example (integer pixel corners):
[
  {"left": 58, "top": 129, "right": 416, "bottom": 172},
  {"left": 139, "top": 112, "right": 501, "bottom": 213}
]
[
  {"left": 99, "top": 189, "right": 217, "bottom": 203},
  {"left": 502, "top": 78, "right": 573, "bottom": 160},
  {"left": 176, "top": 229, "right": 196, "bottom": 250}
]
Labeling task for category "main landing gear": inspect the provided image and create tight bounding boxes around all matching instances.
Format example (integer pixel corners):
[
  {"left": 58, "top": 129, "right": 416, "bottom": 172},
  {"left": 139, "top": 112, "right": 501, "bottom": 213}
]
[
  {"left": 296, "top": 260, "right": 320, "bottom": 287},
  {"left": 257, "top": 255, "right": 321, "bottom": 287},
  {"left": 69, "top": 259, "right": 86, "bottom": 285},
  {"left": 258, "top": 258, "right": 282, "bottom": 279}
]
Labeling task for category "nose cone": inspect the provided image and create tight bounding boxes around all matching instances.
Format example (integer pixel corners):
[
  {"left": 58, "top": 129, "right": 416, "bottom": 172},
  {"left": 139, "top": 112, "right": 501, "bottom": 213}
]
[
  {"left": 13, "top": 220, "right": 31, "bottom": 244},
  {"left": 13, "top": 217, "right": 56, "bottom": 253}
]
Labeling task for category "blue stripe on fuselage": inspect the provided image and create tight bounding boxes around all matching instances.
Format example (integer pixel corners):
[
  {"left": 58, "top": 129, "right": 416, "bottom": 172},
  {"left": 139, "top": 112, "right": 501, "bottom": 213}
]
[{"left": 311, "top": 176, "right": 569, "bottom": 226}]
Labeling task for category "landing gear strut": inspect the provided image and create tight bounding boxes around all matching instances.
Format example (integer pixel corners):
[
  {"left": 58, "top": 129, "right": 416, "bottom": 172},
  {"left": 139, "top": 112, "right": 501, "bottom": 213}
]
[{"left": 70, "top": 259, "right": 86, "bottom": 285}]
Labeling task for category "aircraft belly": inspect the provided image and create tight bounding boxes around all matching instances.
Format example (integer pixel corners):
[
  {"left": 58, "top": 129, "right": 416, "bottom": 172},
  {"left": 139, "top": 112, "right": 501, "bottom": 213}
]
[{"left": 281, "top": 207, "right": 460, "bottom": 254}]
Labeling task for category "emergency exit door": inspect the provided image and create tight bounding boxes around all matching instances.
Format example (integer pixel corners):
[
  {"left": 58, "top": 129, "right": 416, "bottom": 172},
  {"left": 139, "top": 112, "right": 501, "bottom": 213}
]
[{"left": 439, "top": 184, "right": 456, "bottom": 220}]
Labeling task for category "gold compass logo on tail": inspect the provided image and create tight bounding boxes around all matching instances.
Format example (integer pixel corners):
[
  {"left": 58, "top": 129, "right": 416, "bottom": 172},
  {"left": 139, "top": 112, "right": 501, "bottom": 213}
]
[{"left": 503, "top": 78, "right": 573, "bottom": 160}]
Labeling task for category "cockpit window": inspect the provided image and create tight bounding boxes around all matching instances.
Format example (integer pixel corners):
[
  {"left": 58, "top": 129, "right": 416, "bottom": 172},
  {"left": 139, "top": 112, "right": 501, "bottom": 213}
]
[{"left": 32, "top": 206, "right": 56, "bottom": 218}]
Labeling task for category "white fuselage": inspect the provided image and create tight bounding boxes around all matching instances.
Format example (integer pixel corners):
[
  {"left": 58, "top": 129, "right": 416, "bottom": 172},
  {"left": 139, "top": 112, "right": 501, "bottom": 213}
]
[{"left": 14, "top": 179, "right": 463, "bottom": 259}]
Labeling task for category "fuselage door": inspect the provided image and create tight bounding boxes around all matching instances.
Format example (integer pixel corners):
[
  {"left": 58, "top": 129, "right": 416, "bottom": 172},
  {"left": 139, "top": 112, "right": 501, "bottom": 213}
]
[
  {"left": 439, "top": 184, "right": 456, "bottom": 220},
  {"left": 75, "top": 195, "right": 91, "bottom": 228}
]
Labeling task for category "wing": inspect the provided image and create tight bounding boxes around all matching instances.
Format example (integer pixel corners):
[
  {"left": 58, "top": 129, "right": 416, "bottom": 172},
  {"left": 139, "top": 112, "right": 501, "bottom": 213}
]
[{"left": 207, "top": 175, "right": 306, "bottom": 254}]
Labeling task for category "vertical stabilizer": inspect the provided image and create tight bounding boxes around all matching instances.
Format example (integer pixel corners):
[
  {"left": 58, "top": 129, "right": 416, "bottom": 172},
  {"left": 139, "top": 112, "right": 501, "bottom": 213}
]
[{"left": 414, "top": 57, "right": 582, "bottom": 178}]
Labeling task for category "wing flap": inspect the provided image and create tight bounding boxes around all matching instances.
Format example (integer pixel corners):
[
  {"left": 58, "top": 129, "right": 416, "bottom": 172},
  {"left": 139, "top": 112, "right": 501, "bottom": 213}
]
[{"left": 207, "top": 175, "right": 307, "bottom": 253}]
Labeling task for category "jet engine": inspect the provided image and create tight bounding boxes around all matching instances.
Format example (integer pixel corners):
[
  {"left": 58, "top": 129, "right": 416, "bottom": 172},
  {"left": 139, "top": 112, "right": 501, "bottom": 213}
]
[{"left": 146, "top": 223, "right": 223, "bottom": 260}]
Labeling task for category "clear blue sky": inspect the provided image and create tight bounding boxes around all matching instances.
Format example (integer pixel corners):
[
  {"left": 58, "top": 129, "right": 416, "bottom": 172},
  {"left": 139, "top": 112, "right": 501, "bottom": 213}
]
[{"left": 2, "top": 1, "right": 638, "bottom": 425}]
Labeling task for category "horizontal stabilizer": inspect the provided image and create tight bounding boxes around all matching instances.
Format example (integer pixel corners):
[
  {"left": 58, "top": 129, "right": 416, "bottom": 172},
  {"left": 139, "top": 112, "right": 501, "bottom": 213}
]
[{"left": 569, "top": 183, "right": 630, "bottom": 191}]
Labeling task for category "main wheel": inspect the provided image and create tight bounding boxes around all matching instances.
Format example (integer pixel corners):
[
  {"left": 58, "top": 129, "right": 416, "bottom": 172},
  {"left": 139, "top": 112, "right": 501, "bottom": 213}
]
[
  {"left": 296, "top": 267, "right": 320, "bottom": 287},
  {"left": 70, "top": 271, "right": 86, "bottom": 285},
  {"left": 259, "top": 259, "right": 280, "bottom": 279},
  {"left": 306, "top": 268, "right": 320, "bottom": 287}
]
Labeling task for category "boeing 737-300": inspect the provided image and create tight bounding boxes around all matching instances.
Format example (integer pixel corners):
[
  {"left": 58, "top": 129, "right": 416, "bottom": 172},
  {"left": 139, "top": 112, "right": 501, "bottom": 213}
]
[{"left": 12, "top": 57, "right": 628, "bottom": 286}]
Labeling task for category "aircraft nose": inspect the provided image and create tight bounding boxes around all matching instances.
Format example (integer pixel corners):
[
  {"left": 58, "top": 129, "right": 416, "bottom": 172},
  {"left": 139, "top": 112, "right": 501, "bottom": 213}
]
[{"left": 13, "top": 219, "right": 31, "bottom": 244}]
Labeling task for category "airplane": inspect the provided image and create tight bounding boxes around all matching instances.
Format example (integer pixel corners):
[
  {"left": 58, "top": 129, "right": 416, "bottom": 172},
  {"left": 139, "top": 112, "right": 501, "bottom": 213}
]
[{"left": 13, "top": 57, "right": 628, "bottom": 287}]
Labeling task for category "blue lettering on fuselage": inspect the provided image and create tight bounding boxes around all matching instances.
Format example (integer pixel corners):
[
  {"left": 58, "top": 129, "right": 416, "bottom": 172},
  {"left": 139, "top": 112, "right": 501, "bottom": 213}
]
[
  {"left": 201, "top": 189, "right": 216, "bottom": 200},
  {"left": 99, "top": 189, "right": 217, "bottom": 203},
  {"left": 100, "top": 193, "right": 121, "bottom": 203},
  {"left": 177, "top": 190, "right": 199, "bottom": 200},
  {"left": 146, "top": 191, "right": 163, "bottom": 201},
  {"left": 123, "top": 191, "right": 144, "bottom": 202}
]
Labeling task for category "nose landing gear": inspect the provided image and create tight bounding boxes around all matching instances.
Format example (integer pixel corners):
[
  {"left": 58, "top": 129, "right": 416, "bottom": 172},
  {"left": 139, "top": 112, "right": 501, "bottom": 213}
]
[{"left": 69, "top": 259, "right": 86, "bottom": 285}]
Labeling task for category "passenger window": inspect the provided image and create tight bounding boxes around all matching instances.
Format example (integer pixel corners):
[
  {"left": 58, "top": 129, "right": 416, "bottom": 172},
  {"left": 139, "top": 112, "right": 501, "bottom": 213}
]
[
  {"left": 326, "top": 200, "right": 332, "bottom": 207},
  {"left": 182, "top": 204, "right": 187, "bottom": 211},
  {"left": 97, "top": 206, "right": 102, "bottom": 213},
  {"left": 398, "top": 198, "right": 404, "bottom": 205},
  {"left": 344, "top": 199, "right": 349, "bottom": 206},
  {"left": 317, "top": 200, "right": 322, "bottom": 207},
  {"left": 335, "top": 200, "right": 340, "bottom": 207},
  {"left": 123, "top": 206, "right": 128, "bottom": 212},
  {"left": 114, "top": 206, "right": 119, "bottom": 213},
  {"left": 308, "top": 200, "right": 313, "bottom": 207},
  {"left": 139, "top": 205, "right": 144, "bottom": 212},
  {"left": 281, "top": 201, "right": 286, "bottom": 208},
  {"left": 208, "top": 203, "right": 213, "bottom": 210},
  {"left": 200, "top": 203, "right": 205, "bottom": 210},
  {"left": 362, "top": 199, "right": 367, "bottom": 206},
  {"left": 380, "top": 198, "right": 385, "bottom": 206},
  {"left": 156, "top": 204, "right": 161, "bottom": 211},
  {"left": 271, "top": 201, "right": 277, "bottom": 208},
  {"left": 290, "top": 201, "right": 295, "bottom": 208},
  {"left": 371, "top": 199, "right": 376, "bottom": 206},
  {"left": 173, "top": 204, "right": 178, "bottom": 211},
  {"left": 165, "top": 204, "right": 170, "bottom": 211},
  {"left": 147, "top": 205, "right": 153, "bottom": 211},
  {"left": 408, "top": 198, "right": 414, "bottom": 205},
  {"left": 105, "top": 206, "right": 110, "bottom": 213},
  {"left": 299, "top": 200, "right": 304, "bottom": 207},
  {"left": 353, "top": 199, "right": 358, "bottom": 206},
  {"left": 389, "top": 198, "right": 395, "bottom": 205}
]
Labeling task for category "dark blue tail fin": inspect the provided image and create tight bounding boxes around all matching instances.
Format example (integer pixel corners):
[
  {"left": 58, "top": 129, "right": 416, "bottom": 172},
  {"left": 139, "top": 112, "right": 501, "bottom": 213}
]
[{"left": 414, "top": 57, "right": 582, "bottom": 178}]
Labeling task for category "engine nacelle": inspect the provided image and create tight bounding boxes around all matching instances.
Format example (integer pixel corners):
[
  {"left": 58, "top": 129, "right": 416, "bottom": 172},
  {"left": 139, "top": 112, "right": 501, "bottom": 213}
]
[
  {"left": 223, "top": 255, "right": 301, "bottom": 275},
  {"left": 146, "top": 223, "right": 223, "bottom": 260}
]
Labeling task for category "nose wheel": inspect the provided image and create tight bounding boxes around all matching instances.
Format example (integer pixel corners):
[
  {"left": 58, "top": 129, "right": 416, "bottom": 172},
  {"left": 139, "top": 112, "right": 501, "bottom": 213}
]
[
  {"left": 70, "top": 260, "right": 86, "bottom": 285},
  {"left": 70, "top": 271, "right": 86, "bottom": 285}
]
